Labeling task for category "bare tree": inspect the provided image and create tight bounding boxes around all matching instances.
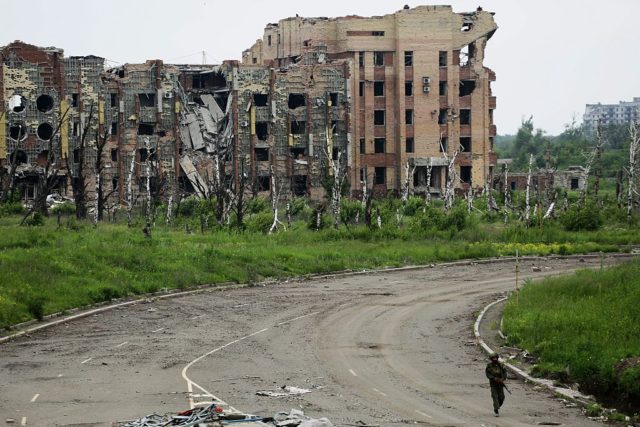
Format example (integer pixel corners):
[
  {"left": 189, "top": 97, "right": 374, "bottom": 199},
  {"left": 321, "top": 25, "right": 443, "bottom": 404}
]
[
  {"left": 21, "top": 106, "right": 71, "bottom": 224},
  {"left": 424, "top": 158, "right": 432, "bottom": 208},
  {"left": 401, "top": 160, "right": 416, "bottom": 207},
  {"left": 325, "top": 148, "right": 346, "bottom": 229},
  {"left": 592, "top": 120, "right": 605, "bottom": 199},
  {"left": 268, "top": 165, "right": 285, "bottom": 234},
  {"left": 66, "top": 103, "right": 95, "bottom": 220},
  {"left": 503, "top": 162, "right": 511, "bottom": 224},
  {"left": 442, "top": 142, "right": 459, "bottom": 212},
  {"left": 525, "top": 154, "right": 534, "bottom": 228},
  {"left": 627, "top": 120, "right": 640, "bottom": 219},
  {"left": 125, "top": 152, "right": 136, "bottom": 226},
  {"left": 93, "top": 126, "right": 117, "bottom": 223}
]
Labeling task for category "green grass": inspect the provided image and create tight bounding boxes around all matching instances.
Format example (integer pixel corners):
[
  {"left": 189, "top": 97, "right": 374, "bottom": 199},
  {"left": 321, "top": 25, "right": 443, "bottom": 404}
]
[
  {"left": 503, "top": 261, "right": 640, "bottom": 413},
  {"left": 1, "top": 208, "right": 640, "bottom": 333}
]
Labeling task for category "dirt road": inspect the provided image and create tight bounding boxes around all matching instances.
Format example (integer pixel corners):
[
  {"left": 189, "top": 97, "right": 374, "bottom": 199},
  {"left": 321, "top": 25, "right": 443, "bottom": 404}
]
[{"left": 0, "top": 255, "right": 624, "bottom": 426}]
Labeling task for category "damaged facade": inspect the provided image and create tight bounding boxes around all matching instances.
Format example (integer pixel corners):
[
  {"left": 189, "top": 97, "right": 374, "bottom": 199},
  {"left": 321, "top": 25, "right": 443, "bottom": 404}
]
[
  {"left": 1, "top": 5, "right": 498, "bottom": 208},
  {"left": 244, "top": 5, "right": 498, "bottom": 197}
]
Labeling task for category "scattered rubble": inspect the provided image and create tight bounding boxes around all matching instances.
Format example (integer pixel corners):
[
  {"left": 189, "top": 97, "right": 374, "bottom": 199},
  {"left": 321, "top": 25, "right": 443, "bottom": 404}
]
[{"left": 257, "top": 385, "right": 313, "bottom": 397}]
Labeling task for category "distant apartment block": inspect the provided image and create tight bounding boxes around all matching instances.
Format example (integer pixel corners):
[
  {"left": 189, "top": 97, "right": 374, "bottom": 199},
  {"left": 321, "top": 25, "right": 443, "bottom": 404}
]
[{"left": 583, "top": 97, "right": 640, "bottom": 133}]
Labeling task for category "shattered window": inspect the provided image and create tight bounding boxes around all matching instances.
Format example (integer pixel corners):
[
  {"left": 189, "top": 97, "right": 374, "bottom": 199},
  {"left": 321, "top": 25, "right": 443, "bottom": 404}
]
[
  {"left": 8, "top": 94, "right": 26, "bottom": 112},
  {"left": 9, "top": 123, "right": 27, "bottom": 141},
  {"left": 439, "top": 51, "right": 447, "bottom": 67},
  {"left": 460, "top": 166, "right": 472, "bottom": 183},
  {"left": 374, "top": 52, "right": 384, "bottom": 67},
  {"left": 439, "top": 81, "right": 448, "bottom": 96},
  {"left": 405, "top": 81, "right": 413, "bottom": 97},
  {"left": 374, "top": 81, "right": 385, "bottom": 97},
  {"left": 288, "top": 93, "right": 306, "bottom": 109},
  {"left": 374, "top": 110, "right": 385, "bottom": 126},
  {"left": 138, "top": 123, "right": 154, "bottom": 135},
  {"left": 111, "top": 149, "right": 118, "bottom": 162},
  {"left": 37, "top": 123, "right": 53, "bottom": 140},
  {"left": 438, "top": 109, "right": 448, "bottom": 125},
  {"left": 406, "top": 137, "right": 414, "bottom": 153},
  {"left": 138, "top": 93, "right": 155, "bottom": 108},
  {"left": 360, "top": 138, "right": 365, "bottom": 154},
  {"left": 112, "top": 177, "right": 119, "bottom": 190},
  {"left": 254, "top": 93, "right": 269, "bottom": 106},
  {"left": 257, "top": 176, "right": 270, "bottom": 191},
  {"left": 256, "top": 122, "right": 269, "bottom": 141},
  {"left": 374, "top": 167, "right": 386, "bottom": 185},
  {"left": 460, "top": 109, "right": 471, "bottom": 125},
  {"left": 404, "top": 51, "right": 413, "bottom": 67},
  {"left": 359, "top": 81, "right": 364, "bottom": 97},
  {"left": 440, "top": 137, "right": 448, "bottom": 152},
  {"left": 406, "top": 109, "right": 413, "bottom": 125},
  {"left": 358, "top": 51, "right": 364, "bottom": 68},
  {"left": 290, "top": 120, "right": 306, "bottom": 135},
  {"left": 255, "top": 147, "right": 269, "bottom": 161},
  {"left": 460, "top": 137, "right": 471, "bottom": 152},
  {"left": 110, "top": 93, "right": 118, "bottom": 107},
  {"left": 36, "top": 94, "right": 54, "bottom": 113},
  {"left": 374, "top": 138, "right": 386, "bottom": 153},
  {"left": 459, "top": 80, "right": 476, "bottom": 97}
]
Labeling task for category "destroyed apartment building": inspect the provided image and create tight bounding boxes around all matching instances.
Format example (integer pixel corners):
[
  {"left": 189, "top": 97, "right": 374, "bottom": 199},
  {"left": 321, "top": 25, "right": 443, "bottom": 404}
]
[{"left": 1, "top": 5, "right": 498, "bottom": 208}]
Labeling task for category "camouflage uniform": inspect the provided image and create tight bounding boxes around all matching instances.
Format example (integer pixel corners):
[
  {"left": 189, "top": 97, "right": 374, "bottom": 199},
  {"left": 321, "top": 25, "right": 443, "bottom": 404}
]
[{"left": 485, "top": 357, "right": 507, "bottom": 415}]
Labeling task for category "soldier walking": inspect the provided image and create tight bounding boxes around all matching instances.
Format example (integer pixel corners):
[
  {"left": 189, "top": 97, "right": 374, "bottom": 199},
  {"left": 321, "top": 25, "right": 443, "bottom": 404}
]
[{"left": 485, "top": 352, "right": 508, "bottom": 416}]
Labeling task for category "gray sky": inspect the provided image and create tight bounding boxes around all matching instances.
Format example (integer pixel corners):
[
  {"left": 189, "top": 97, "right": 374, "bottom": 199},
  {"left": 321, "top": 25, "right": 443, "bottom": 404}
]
[{"left": 3, "top": 0, "right": 639, "bottom": 135}]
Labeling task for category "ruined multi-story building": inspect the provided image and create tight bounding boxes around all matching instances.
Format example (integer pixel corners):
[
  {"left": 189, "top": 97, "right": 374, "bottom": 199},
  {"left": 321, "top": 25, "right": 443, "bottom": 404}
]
[
  {"left": 244, "top": 5, "right": 498, "bottom": 196},
  {"left": 1, "top": 5, "right": 498, "bottom": 210}
]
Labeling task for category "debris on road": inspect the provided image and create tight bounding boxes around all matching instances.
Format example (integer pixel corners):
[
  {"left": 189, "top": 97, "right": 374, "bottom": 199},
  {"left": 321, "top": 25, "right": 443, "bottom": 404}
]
[
  {"left": 257, "top": 386, "right": 312, "bottom": 397},
  {"left": 114, "top": 405, "right": 333, "bottom": 427}
]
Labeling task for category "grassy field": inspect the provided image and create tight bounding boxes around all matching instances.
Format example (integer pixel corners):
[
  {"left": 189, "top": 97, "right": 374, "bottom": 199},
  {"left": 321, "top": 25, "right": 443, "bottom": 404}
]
[
  {"left": 502, "top": 261, "right": 640, "bottom": 414},
  {"left": 0, "top": 206, "right": 638, "bottom": 331}
]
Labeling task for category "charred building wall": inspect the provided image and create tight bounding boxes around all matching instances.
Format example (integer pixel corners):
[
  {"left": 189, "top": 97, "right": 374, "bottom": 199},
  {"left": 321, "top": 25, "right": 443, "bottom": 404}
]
[{"left": 244, "top": 5, "right": 498, "bottom": 197}]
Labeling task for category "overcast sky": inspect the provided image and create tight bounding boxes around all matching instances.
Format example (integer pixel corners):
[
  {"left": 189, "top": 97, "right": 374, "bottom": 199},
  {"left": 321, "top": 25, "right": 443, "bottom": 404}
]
[{"left": 3, "top": 0, "right": 639, "bottom": 135}]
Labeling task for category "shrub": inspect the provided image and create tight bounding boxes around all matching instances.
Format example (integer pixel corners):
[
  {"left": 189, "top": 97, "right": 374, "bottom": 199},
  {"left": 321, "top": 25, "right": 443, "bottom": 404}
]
[
  {"left": 50, "top": 202, "right": 75, "bottom": 216},
  {"left": 24, "top": 294, "right": 47, "bottom": 321},
  {"left": 24, "top": 212, "right": 45, "bottom": 226},
  {"left": 443, "top": 204, "right": 468, "bottom": 231},
  {"left": 88, "top": 286, "right": 122, "bottom": 303},
  {"left": 561, "top": 201, "right": 602, "bottom": 231},
  {"left": 340, "top": 199, "right": 363, "bottom": 226},
  {"left": 0, "top": 202, "right": 25, "bottom": 216},
  {"left": 176, "top": 197, "right": 199, "bottom": 217},
  {"left": 246, "top": 197, "right": 269, "bottom": 214},
  {"left": 245, "top": 211, "right": 273, "bottom": 233}
]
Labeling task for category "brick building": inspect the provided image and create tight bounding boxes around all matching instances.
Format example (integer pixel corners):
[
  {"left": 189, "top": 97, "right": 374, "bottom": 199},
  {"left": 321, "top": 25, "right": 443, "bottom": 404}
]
[
  {"left": 1, "top": 5, "right": 498, "bottom": 209},
  {"left": 244, "top": 5, "right": 498, "bottom": 196}
]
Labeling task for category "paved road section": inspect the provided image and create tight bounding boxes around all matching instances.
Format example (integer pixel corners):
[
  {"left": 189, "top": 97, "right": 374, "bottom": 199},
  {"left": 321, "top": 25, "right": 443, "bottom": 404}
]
[{"left": 0, "top": 256, "right": 627, "bottom": 426}]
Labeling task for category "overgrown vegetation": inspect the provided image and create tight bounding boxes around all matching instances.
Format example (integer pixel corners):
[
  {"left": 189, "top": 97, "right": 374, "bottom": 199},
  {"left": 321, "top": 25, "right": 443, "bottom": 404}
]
[
  {"left": 503, "top": 261, "right": 640, "bottom": 414},
  {"left": 1, "top": 189, "right": 639, "bottom": 332}
]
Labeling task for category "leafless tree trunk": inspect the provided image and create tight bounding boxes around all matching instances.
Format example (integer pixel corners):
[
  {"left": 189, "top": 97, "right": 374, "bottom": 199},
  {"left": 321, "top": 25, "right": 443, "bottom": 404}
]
[
  {"left": 466, "top": 186, "right": 474, "bottom": 214},
  {"left": 592, "top": 120, "right": 604, "bottom": 199},
  {"left": 401, "top": 161, "right": 415, "bottom": 207},
  {"left": 93, "top": 173, "right": 100, "bottom": 227},
  {"left": 268, "top": 165, "right": 285, "bottom": 234},
  {"left": 125, "top": 152, "right": 136, "bottom": 227},
  {"left": 326, "top": 148, "right": 345, "bottom": 229},
  {"left": 525, "top": 154, "right": 533, "bottom": 228},
  {"left": 424, "top": 158, "right": 432, "bottom": 208},
  {"left": 627, "top": 121, "right": 640, "bottom": 219},
  {"left": 144, "top": 137, "right": 152, "bottom": 226},
  {"left": 443, "top": 150, "right": 458, "bottom": 212}
]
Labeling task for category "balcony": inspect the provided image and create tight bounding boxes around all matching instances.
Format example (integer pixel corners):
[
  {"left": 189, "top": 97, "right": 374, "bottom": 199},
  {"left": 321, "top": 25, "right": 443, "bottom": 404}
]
[
  {"left": 489, "top": 96, "right": 497, "bottom": 109},
  {"left": 489, "top": 124, "right": 497, "bottom": 136}
]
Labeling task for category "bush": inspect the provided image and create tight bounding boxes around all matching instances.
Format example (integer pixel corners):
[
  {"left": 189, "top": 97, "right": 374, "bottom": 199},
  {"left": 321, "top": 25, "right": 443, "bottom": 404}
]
[
  {"left": 176, "top": 197, "right": 199, "bottom": 217},
  {"left": 245, "top": 211, "right": 273, "bottom": 233},
  {"left": 24, "top": 294, "right": 47, "bottom": 321},
  {"left": 0, "top": 202, "right": 25, "bottom": 216},
  {"left": 340, "top": 199, "right": 363, "bottom": 226},
  {"left": 561, "top": 201, "right": 603, "bottom": 231},
  {"left": 88, "top": 286, "right": 122, "bottom": 303},
  {"left": 50, "top": 202, "right": 75, "bottom": 216},
  {"left": 24, "top": 212, "right": 45, "bottom": 226},
  {"left": 443, "top": 204, "right": 468, "bottom": 231},
  {"left": 246, "top": 197, "right": 269, "bottom": 214}
]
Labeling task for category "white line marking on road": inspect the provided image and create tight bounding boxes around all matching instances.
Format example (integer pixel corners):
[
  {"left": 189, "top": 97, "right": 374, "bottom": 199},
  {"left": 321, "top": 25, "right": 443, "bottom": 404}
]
[
  {"left": 30, "top": 393, "right": 39, "bottom": 403},
  {"left": 152, "top": 327, "right": 165, "bottom": 333},
  {"left": 81, "top": 357, "right": 92, "bottom": 364},
  {"left": 21, "top": 417, "right": 26, "bottom": 425},
  {"left": 191, "top": 314, "right": 205, "bottom": 319},
  {"left": 415, "top": 410, "right": 432, "bottom": 419},
  {"left": 277, "top": 311, "right": 320, "bottom": 326},
  {"left": 372, "top": 388, "right": 387, "bottom": 396},
  {"left": 182, "top": 328, "right": 268, "bottom": 410},
  {"left": 349, "top": 369, "right": 358, "bottom": 377},
  {"left": 115, "top": 341, "right": 129, "bottom": 348}
]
